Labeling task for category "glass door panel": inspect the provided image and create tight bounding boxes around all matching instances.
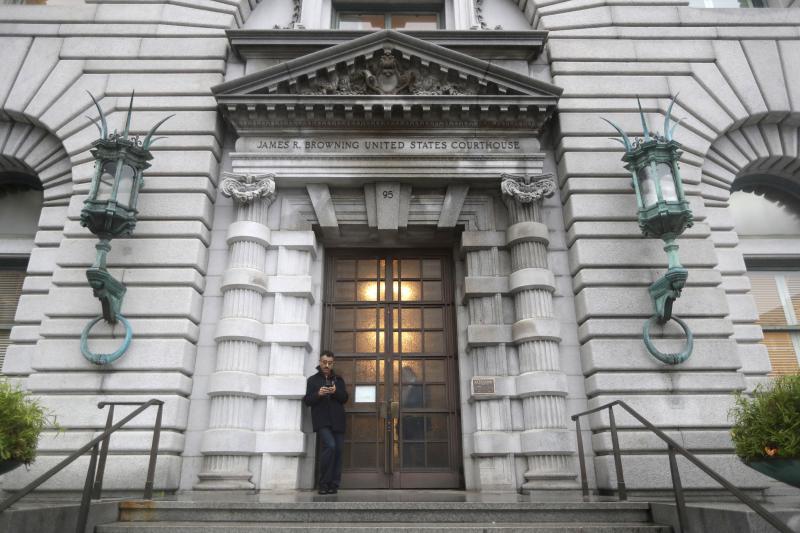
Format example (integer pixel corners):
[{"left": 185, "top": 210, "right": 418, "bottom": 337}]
[{"left": 324, "top": 250, "right": 462, "bottom": 489}]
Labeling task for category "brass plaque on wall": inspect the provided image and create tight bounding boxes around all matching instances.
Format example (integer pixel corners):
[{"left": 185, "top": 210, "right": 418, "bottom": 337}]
[{"left": 471, "top": 377, "right": 495, "bottom": 395}]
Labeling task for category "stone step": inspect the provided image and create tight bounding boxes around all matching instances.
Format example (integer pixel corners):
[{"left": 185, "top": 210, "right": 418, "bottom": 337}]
[
  {"left": 98, "top": 522, "right": 673, "bottom": 533},
  {"left": 115, "top": 501, "right": 658, "bottom": 525}
]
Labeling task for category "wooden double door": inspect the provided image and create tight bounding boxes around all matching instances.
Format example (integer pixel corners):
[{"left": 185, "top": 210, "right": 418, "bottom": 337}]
[{"left": 323, "top": 250, "right": 463, "bottom": 489}]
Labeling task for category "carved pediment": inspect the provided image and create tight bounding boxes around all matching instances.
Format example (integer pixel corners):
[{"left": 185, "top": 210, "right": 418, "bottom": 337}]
[
  {"left": 297, "top": 50, "right": 477, "bottom": 97},
  {"left": 213, "top": 30, "right": 562, "bottom": 131}
]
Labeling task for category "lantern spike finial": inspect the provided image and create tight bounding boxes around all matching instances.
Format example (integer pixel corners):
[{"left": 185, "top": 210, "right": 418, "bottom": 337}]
[
  {"left": 664, "top": 93, "right": 681, "bottom": 142},
  {"left": 142, "top": 114, "right": 175, "bottom": 151},
  {"left": 636, "top": 96, "right": 650, "bottom": 142},
  {"left": 87, "top": 91, "right": 108, "bottom": 139},
  {"left": 122, "top": 91, "right": 134, "bottom": 139},
  {"left": 601, "top": 118, "right": 632, "bottom": 152},
  {"left": 669, "top": 118, "right": 683, "bottom": 141},
  {"left": 85, "top": 115, "right": 103, "bottom": 137}
]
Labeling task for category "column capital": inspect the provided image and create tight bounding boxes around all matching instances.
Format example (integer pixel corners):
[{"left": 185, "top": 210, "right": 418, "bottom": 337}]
[
  {"left": 220, "top": 172, "right": 277, "bottom": 205},
  {"left": 500, "top": 173, "right": 556, "bottom": 204}
]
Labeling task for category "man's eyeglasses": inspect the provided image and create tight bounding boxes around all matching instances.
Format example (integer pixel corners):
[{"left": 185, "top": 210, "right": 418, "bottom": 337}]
[{"left": 320, "top": 360, "right": 334, "bottom": 366}]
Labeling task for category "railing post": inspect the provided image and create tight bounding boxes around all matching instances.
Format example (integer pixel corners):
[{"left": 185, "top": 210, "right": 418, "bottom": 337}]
[
  {"left": 92, "top": 404, "right": 115, "bottom": 499},
  {"left": 668, "top": 445, "right": 689, "bottom": 533},
  {"left": 574, "top": 416, "right": 589, "bottom": 500},
  {"left": 608, "top": 406, "right": 627, "bottom": 501},
  {"left": 143, "top": 401, "right": 163, "bottom": 500},
  {"left": 76, "top": 443, "right": 100, "bottom": 533}
]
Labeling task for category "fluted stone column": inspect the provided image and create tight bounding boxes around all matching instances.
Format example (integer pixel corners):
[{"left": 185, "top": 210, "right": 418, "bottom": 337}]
[
  {"left": 196, "top": 172, "right": 276, "bottom": 489},
  {"left": 501, "top": 174, "right": 577, "bottom": 492}
]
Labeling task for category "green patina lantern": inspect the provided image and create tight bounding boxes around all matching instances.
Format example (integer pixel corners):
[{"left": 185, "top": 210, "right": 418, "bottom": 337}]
[
  {"left": 79, "top": 93, "right": 172, "bottom": 364},
  {"left": 604, "top": 98, "right": 694, "bottom": 364}
]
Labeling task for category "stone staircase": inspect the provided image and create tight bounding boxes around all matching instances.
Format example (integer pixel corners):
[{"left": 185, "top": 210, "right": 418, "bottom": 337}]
[{"left": 96, "top": 500, "right": 673, "bottom": 532}]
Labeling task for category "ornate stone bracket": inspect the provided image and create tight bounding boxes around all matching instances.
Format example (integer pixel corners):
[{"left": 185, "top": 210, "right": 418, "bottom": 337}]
[
  {"left": 500, "top": 173, "right": 556, "bottom": 203},
  {"left": 274, "top": 0, "right": 305, "bottom": 29},
  {"left": 220, "top": 172, "right": 277, "bottom": 205},
  {"left": 472, "top": 0, "right": 503, "bottom": 30}
]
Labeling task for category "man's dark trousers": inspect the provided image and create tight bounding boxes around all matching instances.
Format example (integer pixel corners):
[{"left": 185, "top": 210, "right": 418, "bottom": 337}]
[{"left": 318, "top": 427, "right": 344, "bottom": 490}]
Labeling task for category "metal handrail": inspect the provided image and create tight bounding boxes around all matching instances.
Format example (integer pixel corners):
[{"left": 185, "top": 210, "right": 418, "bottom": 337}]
[
  {"left": 0, "top": 399, "right": 164, "bottom": 533},
  {"left": 571, "top": 400, "right": 793, "bottom": 533}
]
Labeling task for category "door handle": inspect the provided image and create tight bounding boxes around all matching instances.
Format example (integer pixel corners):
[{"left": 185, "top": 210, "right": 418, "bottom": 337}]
[{"left": 390, "top": 401, "right": 399, "bottom": 418}]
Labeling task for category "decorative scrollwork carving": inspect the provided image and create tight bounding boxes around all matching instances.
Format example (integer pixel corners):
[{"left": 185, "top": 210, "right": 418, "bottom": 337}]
[
  {"left": 472, "top": 0, "right": 503, "bottom": 30},
  {"left": 297, "top": 50, "right": 474, "bottom": 96},
  {"left": 500, "top": 173, "right": 557, "bottom": 203},
  {"left": 220, "top": 172, "right": 277, "bottom": 205},
  {"left": 274, "top": 0, "right": 305, "bottom": 29}
]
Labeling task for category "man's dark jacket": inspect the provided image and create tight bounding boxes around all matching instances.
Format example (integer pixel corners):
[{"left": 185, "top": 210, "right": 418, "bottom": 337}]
[{"left": 304, "top": 367, "right": 349, "bottom": 433}]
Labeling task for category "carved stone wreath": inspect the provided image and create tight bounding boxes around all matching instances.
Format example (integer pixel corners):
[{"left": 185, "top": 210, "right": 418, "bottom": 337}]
[
  {"left": 220, "top": 172, "right": 277, "bottom": 205},
  {"left": 500, "top": 173, "right": 557, "bottom": 203}
]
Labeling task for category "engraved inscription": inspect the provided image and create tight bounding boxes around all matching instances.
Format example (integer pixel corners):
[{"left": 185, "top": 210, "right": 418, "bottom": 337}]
[{"left": 472, "top": 377, "right": 496, "bottom": 395}]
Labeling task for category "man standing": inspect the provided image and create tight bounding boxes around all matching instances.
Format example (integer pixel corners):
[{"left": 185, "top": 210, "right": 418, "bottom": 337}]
[{"left": 304, "top": 350, "right": 348, "bottom": 494}]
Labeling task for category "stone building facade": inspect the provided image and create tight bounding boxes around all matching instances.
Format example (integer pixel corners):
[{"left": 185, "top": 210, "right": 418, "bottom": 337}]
[{"left": 0, "top": 0, "right": 798, "bottom": 497}]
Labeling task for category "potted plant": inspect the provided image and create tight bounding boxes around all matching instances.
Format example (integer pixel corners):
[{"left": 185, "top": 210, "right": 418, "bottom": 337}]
[
  {"left": 729, "top": 372, "right": 800, "bottom": 488},
  {"left": 0, "top": 380, "right": 56, "bottom": 475}
]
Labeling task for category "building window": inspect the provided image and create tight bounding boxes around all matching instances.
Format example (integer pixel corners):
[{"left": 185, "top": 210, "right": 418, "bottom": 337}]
[
  {"left": 3, "top": 0, "right": 84, "bottom": 4},
  {"left": 746, "top": 271, "right": 800, "bottom": 376},
  {"left": 0, "top": 260, "right": 26, "bottom": 376},
  {"left": 688, "top": 0, "right": 765, "bottom": 6},
  {"left": 731, "top": 182, "right": 800, "bottom": 376},
  {"left": 335, "top": 5, "right": 442, "bottom": 30}
]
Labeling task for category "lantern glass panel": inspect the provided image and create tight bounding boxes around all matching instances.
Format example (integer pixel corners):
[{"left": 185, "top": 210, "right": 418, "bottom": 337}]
[
  {"left": 638, "top": 165, "right": 658, "bottom": 208},
  {"left": 96, "top": 161, "right": 116, "bottom": 202},
  {"left": 116, "top": 164, "right": 137, "bottom": 208},
  {"left": 657, "top": 162, "right": 678, "bottom": 202}
]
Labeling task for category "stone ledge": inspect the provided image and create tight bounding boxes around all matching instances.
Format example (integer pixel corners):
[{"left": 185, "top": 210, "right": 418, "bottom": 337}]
[
  {"left": 263, "top": 323, "right": 312, "bottom": 349},
  {"left": 516, "top": 371, "right": 569, "bottom": 398},
  {"left": 509, "top": 268, "right": 556, "bottom": 294},
  {"left": 256, "top": 431, "right": 306, "bottom": 455},
  {"left": 594, "top": 453, "right": 770, "bottom": 491},
  {"left": 214, "top": 317, "right": 263, "bottom": 344},
  {"left": 31, "top": 338, "right": 196, "bottom": 373},
  {"left": 201, "top": 428, "right": 256, "bottom": 455},
  {"left": 506, "top": 221, "right": 549, "bottom": 247},
  {"left": 519, "top": 429, "right": 576, "bottom": 456},
  {"left": 221, "top": 267, "right": 269, "bottom": 294},
  {"left": 227, "top": 220, "right": 271, "bottom": 247},
  {"left": 266, "top": 275, "right": 314, "bottom": 300},
  {"left": 207, "top": 370, "right": 260, "bottom": 398},
  {"left": 0, "top": 454, "right": 181, "bottom": 492},
  {"left": 472, "top": 431, "right": 520, "bottom": 455},
  {"left": 585, "top": 371, "right": 745, "bottom": 397},
  {"left": 512, "top": 317, "right": 561, "bottom": 343},
  {"left": 466, "top": 324, "right": 513, "bottom": 347},
  {"left": 463, "top": 276, "right": 509, "bottom": 298},
  {"left": 580, "top": 338, "right": 742, "bottom": 373},
  {"left": 461, "top": 231, "right": 506, "bottom": 252},
  {"left": 261, "top": 375, "right": 306, "bottom": 399},
  {"left": 201, "top": 429, "right": 306, "bottom": 455},
  {"left": 271, "top": 230, "right": 317, "bottom": 255}
]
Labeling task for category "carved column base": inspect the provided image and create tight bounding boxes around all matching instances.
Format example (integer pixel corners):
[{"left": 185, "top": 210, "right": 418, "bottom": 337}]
[
  {"left": 195, "top": 457, "right": 255, "bottom": 490},
  {"left": 521, "top": 454, "right": 578, "bottom": 492}
]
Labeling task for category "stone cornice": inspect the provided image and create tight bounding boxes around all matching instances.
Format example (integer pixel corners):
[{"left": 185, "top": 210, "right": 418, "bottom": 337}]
[
  {"left": 214, "top": 30, "right": 561, "bottom": 132},
  {"left": 226, "top": 29, "right": 549, "bottom": 62},
  {"left": 213, "top": 30, "right": 561, "bottom": 98}
]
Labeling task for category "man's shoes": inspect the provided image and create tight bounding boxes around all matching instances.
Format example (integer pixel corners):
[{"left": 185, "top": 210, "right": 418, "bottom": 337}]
[
  {"left": 318, "top": 486, "right": 328, "bottom": 495},
  {"left": 327, "top": 487, "right": 338, "bottom": 494}
]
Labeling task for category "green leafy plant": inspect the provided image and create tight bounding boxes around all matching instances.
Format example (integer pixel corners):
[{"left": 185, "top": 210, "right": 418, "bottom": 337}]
[
  {"left": 0, "top": 380, "right": 56, "bottom": 465},
  {"left": 729, "top": 373, "right": 800, "bottom": 461}
]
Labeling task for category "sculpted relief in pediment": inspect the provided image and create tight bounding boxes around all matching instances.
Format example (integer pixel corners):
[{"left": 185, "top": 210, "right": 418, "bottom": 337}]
[{"left": 290, "top": 50, "right": 488, "bottom": 97}]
